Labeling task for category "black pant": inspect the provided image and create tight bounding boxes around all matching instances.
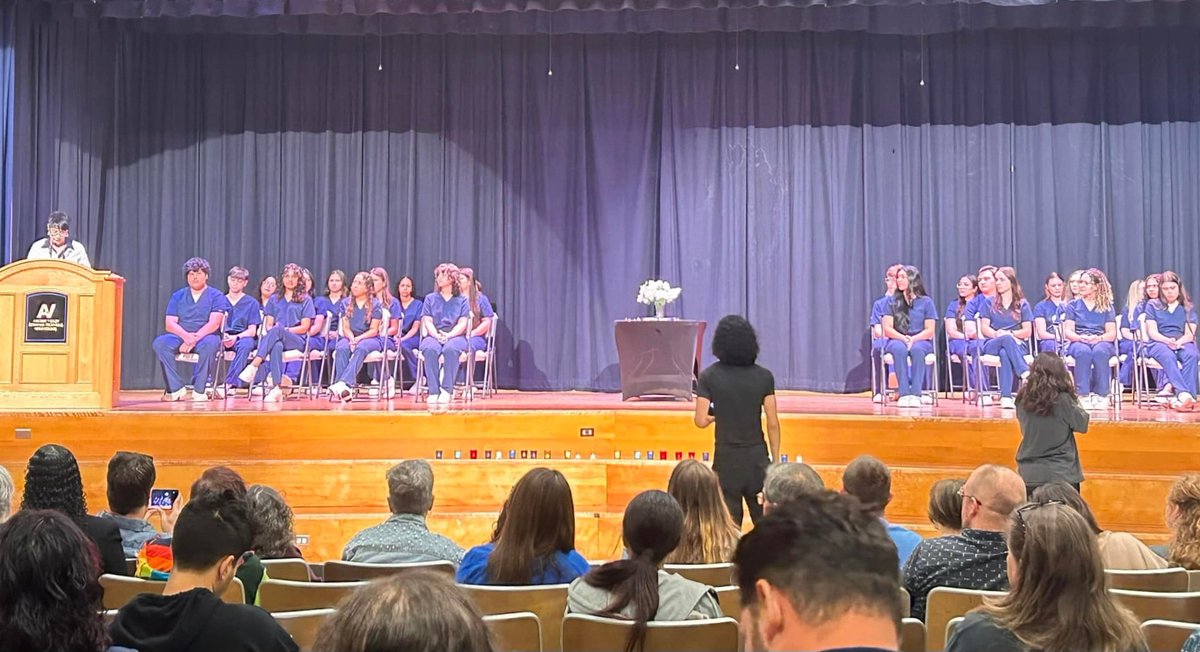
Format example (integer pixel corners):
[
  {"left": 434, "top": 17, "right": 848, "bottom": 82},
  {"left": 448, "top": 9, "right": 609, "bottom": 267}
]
[
  {"left": 1025, "top": 481, "right": 1081, "bottom": 500},
  {"left": 714, "top": 448, "right": 769, "bottom": 526}
]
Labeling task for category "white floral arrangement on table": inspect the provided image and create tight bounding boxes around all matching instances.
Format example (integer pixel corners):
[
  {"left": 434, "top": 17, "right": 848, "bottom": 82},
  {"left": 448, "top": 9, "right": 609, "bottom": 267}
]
[{"left": 637, "top": 279, "right": 682, "bottom": 318}]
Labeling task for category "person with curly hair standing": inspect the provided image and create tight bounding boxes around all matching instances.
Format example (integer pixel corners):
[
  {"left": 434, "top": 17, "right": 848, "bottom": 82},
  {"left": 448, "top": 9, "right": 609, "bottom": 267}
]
[{"left": 693, "top": 315, "right": 780, "bottom": 526}]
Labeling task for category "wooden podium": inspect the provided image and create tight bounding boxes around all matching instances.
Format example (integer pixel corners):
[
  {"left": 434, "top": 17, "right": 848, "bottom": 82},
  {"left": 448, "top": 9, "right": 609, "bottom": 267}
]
[{"left": 0, "top": 260, "right": 124, "bottom": 410}]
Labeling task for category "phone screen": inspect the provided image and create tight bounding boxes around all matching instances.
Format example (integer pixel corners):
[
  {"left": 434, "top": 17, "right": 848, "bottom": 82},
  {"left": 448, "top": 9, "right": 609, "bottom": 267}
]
[{"left": 150, "top": 488, "right": 180, "bottom": 509}]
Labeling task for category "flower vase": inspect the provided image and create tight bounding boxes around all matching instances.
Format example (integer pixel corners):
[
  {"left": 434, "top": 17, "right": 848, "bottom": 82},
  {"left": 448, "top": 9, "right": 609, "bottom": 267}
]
[{"left": 654, "top": 302, "right": 666, "bottom": 319}]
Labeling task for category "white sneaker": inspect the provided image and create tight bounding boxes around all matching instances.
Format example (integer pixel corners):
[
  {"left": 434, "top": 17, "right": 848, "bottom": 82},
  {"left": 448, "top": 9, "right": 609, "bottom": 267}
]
[
  {"left": 1000, "top": 397, "right": 1016, "bottom": 410},
  {"left": 920, "top": 394, "right": 933, "bottom": 405},
  {"left": 1087, "top": 395, "right": 1105, "bottom": 410},
  {"left": 212, "top": 387, "right": 226, "bottom": 399},
  {"left": 250, "top": 386, "right": 265, "bottom": 397},
  {"left": 191, "top": 391, "right": 208, "bottom": 402},
  {"left": 872, "top": 393, "right": 884, "bottom": 404},
  {"left": 162, "top": 387, "right": 188, "bottom": 402},
  {"left": 328, "top": 381, "right": 350, "bottom": 402},
  {"left": 426, "top": 393, "right": 439, "bottom": 405},
  {"left": 438, "top": 391, "right": 452, "bottom": 404},
  {"left": 1178, "top": 393, "right": 1196, "bottom": 411},
  {"left": 384, "top": 378, "right": 396, "bottom": 399},
  {"left": 237, "top": 365, "right": 258, "bottom": 385},
  {"left": 979, "top": 395, "right": 993, "bottom": 407},
  {"left": 264, "top": 387, "right": 284, "bottom": 402},
  {"left": 408, "top": 384, "right": 421, "bottom": 396}
]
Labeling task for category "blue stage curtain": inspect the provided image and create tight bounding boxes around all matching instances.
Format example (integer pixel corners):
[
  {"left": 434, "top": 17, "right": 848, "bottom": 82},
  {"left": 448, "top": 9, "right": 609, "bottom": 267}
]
[
  {"left": 11, "top": 23, "right": 1200, "bottom": 391},
  {"left": 0, "top": 0, "right": 13, "bottom": 262}
]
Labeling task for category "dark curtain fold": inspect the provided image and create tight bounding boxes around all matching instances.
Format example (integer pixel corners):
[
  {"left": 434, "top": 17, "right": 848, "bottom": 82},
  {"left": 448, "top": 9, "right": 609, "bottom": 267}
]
[
  {"left": 11, "top": 21, "right": 1200, "bottom": 391},
  {"left": 0, "top": 0, "right": 11, "bottom": 262}
]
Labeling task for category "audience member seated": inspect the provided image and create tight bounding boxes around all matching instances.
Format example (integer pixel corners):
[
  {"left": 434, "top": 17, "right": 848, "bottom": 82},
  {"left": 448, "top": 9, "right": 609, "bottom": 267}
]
[
  {"left": 568, "top": 490, "right": 722, "bottom": 649},
  {"left": 110, "top": 491, "right": 299, "bottom": 652},
  {"left": 1184, "top": 630, "right": 1200, "bottom": 652},
  {"left": 927, "top": 478, "right": 965, "bottom": 536},
  {"left": 945, "top": 502, "right": 1146, "bottom": 652},
  {"left": 1031, "top": 482, "right": 1168, "bottom": 570},
  {"left": 246, "top": 485, "right": 303, "bottom": 560},
  {"left": 1167, "top": 474, "right": 1200, "bottom": 569},
  {"left": 664, "top": 460, "right": 741, "bottom": 564},
  {"left": 342, "top": 460, "right": 464, "bottom": 566},
  {"left": 903, "top": 464, "right": 1025, "bottom": 621},
  {"left": 22, "top": 444, "right": 126, "bottom": 576},
  {"left": 98, "top": 451, "right": 175, "bottom": 558},
  {"left": 760, "top": 462, "right": 825, "bottom": 514},
  {"left": 313, "top": 570, "right": 494, "bottom": 652},
  {"left": 842, "top": 455, "right": 923, "bottom": 569},
  {"left": 0, "top": 510, "right": 136, "bottom": 652},
  {"left": 733, "top": 491, "right": 903, "bottom": 652},
  {"left": 0, "top": 464, "right": 12, "bottom": 523},
  {"left": 457, "top": 467, "right": 590, "bottom": 585}
]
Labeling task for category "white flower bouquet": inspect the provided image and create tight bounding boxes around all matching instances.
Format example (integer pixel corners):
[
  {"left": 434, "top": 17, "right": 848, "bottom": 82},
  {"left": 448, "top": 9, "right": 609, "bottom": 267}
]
[{"left": 636, "top": 279, "right": 682, "bottom": 318}]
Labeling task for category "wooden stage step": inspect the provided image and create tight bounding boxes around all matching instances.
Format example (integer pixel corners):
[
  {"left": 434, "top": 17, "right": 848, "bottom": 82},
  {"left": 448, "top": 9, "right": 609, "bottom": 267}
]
[{"left": 0, "top": 391, "right": 1193, "bottom": 561}]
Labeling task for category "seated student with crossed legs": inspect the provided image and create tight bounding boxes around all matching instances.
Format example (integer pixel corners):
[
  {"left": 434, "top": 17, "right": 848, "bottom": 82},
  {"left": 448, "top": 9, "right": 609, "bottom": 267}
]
[
  {"left": 152, "top": 257, "right": 228, "bottom": 402},
  {"left": 328, "top": 272, "right": 385, "bottom": 402},
  {"left": 238, "top": 263, "right": 315, "bottom": 402}
]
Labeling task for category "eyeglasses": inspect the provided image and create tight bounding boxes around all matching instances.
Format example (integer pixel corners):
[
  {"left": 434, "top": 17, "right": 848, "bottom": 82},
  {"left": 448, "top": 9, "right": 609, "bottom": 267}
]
[
  {"left": 1014, "top": 500, "right": 1064, "bottom": 528},
  {"left": 957, "top": 486, "right": 985, "bottom": 510}
]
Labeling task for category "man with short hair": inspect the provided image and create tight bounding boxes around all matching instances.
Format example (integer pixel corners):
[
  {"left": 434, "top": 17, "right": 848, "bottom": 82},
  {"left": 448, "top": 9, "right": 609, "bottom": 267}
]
[
  {"left": 151, "top": 257, "right": 229, "bottom": 402},
  {"left": 98, "top": 451, "right": 176, "bottom": 557},
  {"left": 841, "top": 455, "right": 922, "bottom": 570},
  {"left": 0, "top": 464, "right": 13, "bottom": 523},
  {"left": 110, "top": 491, "right": 298, "bottom": 652},
  {"left": 26, "top": 211, "right": 91, "bottom": 267},
  {"left": 902, "top": 464, "right": 1026, "bottom": 621},
  {"left": 342, "top": 459, "right": 464, "bottom": 565},
  {"left": 734, "top": 492, "right": 903, "bottom": 652},
  {"left": 760, "top": 462, "right": 825, "bottom": 514}
]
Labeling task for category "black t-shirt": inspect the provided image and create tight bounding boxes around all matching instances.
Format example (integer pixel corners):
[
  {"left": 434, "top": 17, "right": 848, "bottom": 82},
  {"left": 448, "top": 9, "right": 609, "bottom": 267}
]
[{"left": 696, "top": 362, "right": 775, "bottom": 450}]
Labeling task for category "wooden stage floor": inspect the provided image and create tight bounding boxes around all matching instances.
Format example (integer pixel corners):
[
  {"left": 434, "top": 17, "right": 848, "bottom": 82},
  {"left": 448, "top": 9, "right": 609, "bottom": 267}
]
[{"left": 1, "top": 390, "right": 1194, "bottom": 561}]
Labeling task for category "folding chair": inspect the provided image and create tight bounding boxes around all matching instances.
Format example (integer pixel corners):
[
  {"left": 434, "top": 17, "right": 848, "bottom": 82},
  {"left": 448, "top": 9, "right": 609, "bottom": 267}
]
[
  {"left": 461, "top": 312, "right": 500, "bottom": 400},
  {"left": 880, "top": 348, "right": 939, "bottom": 406}
]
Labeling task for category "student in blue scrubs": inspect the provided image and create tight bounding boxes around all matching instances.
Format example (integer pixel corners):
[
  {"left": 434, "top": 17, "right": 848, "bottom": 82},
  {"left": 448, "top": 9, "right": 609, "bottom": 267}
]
[
  {"left": 151, "top": 257, "right": 229, "bottom": 402},
  {"left": 258, "top": 275, "right": 277, "bottom": 309},
  {"left": 1063, "top": 268, "right": 1118, "bottom": 410},
  {"left": 218, "top": 266, "right": 261, "bottom": 394},
  {"left": 302, "top": 268, "right": 335, "bottom": 385},
  {"left": 964, "top": 265, "right": 999, "bottom": 401},
  {"left": 238, "top": 263, "right": 315, "bottom": 402},
  {"left": 1067, "top": 269, "right": 1085, "bottom": 301},
  {"left": 370, "top": 267, "right": 403, "bottom": 397},
  {"left": 1033, "top": 272, "right": 1067, "bottom": 354},
  {"left": 420, "top": 263, "right": 470, "bottom": 405},
  {"left": 395, "top": 275, "right": 424, "bottom": 389},
  {"left": 324, "top": 270, "right": 347, "bottom": 338},
  {"left": 869, "top": 264, "right": 902, "bottom": 403},
  {"left": 1144, "top": 270, "right": 1198, "bottom": 411},
  {"left": 980, "top": 266, "right": 1034, "bottom": 410},
  {"left": 944, "top": 274, "right": 977, "bottom": 393},
  {"left": 327, "top": 272, "right": 384, "bottom": 402},
  {"left": 1118, "top": 278, "right": 1147, "bottom": 387},
  {"left": 881, "top": 266, "right": 937, "bottom": 408},
  {"left": 458, "top": 267, "right": 495, "bottom": 352}
]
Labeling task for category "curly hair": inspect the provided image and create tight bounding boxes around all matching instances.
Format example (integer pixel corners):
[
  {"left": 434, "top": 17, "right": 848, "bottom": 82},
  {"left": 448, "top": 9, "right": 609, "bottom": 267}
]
[
  {"left": 0, "top": 510, "right": 109, "bottom": 652},
  {"left": 1168, "top": 474, "right": 1200, "bottom": 570},
  {"left": 1016, "top": 353, "right": 1077, "bottom": 417},
  {"left": 182, "top": 257, "right": 210, "bottom": 279},
  {"left": 21, "top": 444, "right": 87, "bottom": 518},
  {"left": 711, "top": 315, "right": 759, "bottom": 366},
  {"left": 277, "top": 263, "right": 309, "bottom": 304},
  {"left": 1085, "top": 268, "right": 1114, "bottom": 313},
  {"left": 246, "top": 485, "right": 298, "bottom": 559}
]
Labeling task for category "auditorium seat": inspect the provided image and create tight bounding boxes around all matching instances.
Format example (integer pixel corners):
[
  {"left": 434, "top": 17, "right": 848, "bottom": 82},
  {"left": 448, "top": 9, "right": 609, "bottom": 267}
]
[
  {"left": 1110, "top": 589, "right": 1200, "bottom": 624},
  {"left": 461, "top": 584, "right": 570, "bottom": 652},
  {"left": 662, "top": 563, "right": 734, "bottom": 586},
  {"left": 262, "top": 558, "right": 313, "bottom": 582},
  {"left": 258, "top": 579, "right": 362, "bottom": 612},
  {"left": 101, "top": 574, "right": 245, "bottom": 609},
  {"left": 561, "top": 614, "right": 738, "bottom": 652},
  {"left": 1106, "top": 568, "right": 1191, "bottom": 592},
  {"left": 713, "top": 586, "right": 740, "bottom": 620},
  {"left": 484, "top": 611, "right": 543, "bottom": 652},
  {"left": 924, "top": 587, "right": 1006, "bottom": 651},
  {"left": 273, "top": 608, "right": 336, "bottom": 652},
  {"left": 1140, "top": 619, "right": 1200, "bottom": 652},
  {"left": 1190, "top": 570, "right": 1200, "bottom": 591},
  {"left": 900, "top": 618, "right": 926, "bottom": 652},
  {"left": 944, "top": 617, "right": 964, "bottom": 646},
  {"left": 323, "top": 559, "right": 455, "bottom": 582}
]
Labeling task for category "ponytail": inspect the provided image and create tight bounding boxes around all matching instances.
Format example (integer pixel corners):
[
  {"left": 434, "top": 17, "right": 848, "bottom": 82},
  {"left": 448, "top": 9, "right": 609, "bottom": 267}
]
[{"left": 584, "top": 551, "right": 662, "bottom": 652}]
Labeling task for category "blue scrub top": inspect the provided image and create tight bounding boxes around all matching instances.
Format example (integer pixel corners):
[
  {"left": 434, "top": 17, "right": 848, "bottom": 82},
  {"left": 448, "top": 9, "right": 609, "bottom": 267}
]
[
  {"left": 455, "top": 542, "right": 589, "bottom": 586},
  {"left": 1145, "top": 301, "right": 1196, "bottom": 339},
  {"left": 1065, "top": 298, "right": 1116, "bottom": 336},
  {"left": 964, "top": 293, "right": 995, "bottom": 322},
  {"left": 166, "top": 286, "right": 229, "bottom": 333},
  {"left": 266, "top": 294, "right": 317, "bottom": 329},
  {"left": 314, "top": 296, "right": 337, "bottom": 330},
  {"left": 224, "top": 294, "right": 262, "bottom": 335},
  {"left": 399, "top": 297, "right": 424, "bottom": 334},
  {"left": 382, "top": 297, "right": 403, "bottom": 326},
  {"left": 421, "top": 293, "right": 470, "bottom": 333},
  {"left": 944, "top": 298, "right": 973, "bottom": 327},
  {"left": 869, "top": 295, "right": 890, "bottom": 327},
  {"left": 889, "top": 295, "right": 937, "bottom": 336},
  {"left": 1033, "top": 299, "right": 1065, "bottom": 326},
  {"left": 983, "top": 297, "right": 1033, "bottom": 332},
  {"left": 340, "top": 297, "right": 383, "bottom": 336},
  {"left": 473, "top": 293, "right": 496, "bottom": 322}
]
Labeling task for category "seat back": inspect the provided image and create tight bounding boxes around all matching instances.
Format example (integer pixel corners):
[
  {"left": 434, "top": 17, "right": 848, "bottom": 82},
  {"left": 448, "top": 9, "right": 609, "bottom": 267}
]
[
  {"left": 924, "top": 587, "right": 1006, "bottom": 651},
  {"left": 560, "top": 614, "right": 739, "bottom": 652},
  {"left": 484, "top": 612, "right": 543, "bottom": 652},
  {"left": 1110, "top": 589, "right": 1200, "bottom": 623},
  {"left": 100, "top": 574, "right": 166, "bottom": 610},
  {"left": 1190, "top": 570, "right": 1200, "bottom": 591},
  {"left": 1140, "top": 619, "right": 1200, "bottom": 652},
  {"left": 273, "top": 608, "right": 336, "bottom": 652},
  {"left": 662, "top": 563, "right": 734, "bottom": 587},
  {"left": 259, "top": 579, "right": 363, "bottom": 612},
  {"left": 462, "top": 584, "right": 569, "bottom": 652},
  {"left": 713, "top": 585, "right": 741, "bottom": 620},
  {"left": 262, "top": 558, "right": 313, "bottom": 582},
  {"left": 323, "top": 560, "right": 456, "bottom": 582},
  {"left": 899, "top": 618, "right": 926, "bottom": 652},
  {"left": 1106, "top": 568, "right": 1192, "bottom": 592},
  {"left": 222, "top": 577, "right": 246, "bottom": 604}
]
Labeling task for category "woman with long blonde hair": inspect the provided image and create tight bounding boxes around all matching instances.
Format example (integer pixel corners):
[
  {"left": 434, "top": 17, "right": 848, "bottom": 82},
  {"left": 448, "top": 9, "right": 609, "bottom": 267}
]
[
  {"left": 1063, "top": 268, "right": 1117, "bottom": 410},
  {"left": 664, "top": 460, "right": 741, "bottom": 564},
  {"left": 1167, "top": 474, "right": 1200, "bottom": 569}
]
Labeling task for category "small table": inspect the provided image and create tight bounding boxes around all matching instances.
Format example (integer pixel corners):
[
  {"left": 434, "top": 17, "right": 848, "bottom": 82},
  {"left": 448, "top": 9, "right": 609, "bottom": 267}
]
[{"left": 614, "top": 319, "right": 707, "bottom": 401}]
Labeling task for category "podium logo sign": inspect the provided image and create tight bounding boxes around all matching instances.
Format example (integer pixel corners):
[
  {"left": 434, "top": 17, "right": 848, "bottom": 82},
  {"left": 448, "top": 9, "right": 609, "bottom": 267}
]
[{"left": 25, "top": 292, "right": 68, "bottom": 343}]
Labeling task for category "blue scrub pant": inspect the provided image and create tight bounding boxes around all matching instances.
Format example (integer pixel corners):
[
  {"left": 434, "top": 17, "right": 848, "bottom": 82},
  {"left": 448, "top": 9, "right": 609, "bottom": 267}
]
[
  {"left": 947, "top": 338, "right": 975, "bottom": 390},
  {"left": 258, "top": 325, "right": 308, "bottom": 386},
  {"left": 333, "top": 338, "right": 384, "bottom": 385},
  {"left": 1068, "top": 341, "right": 1117, "bottom": 396},
  {"left": 400, "top": 335, "right": 420, "bottom": 383},
  {"left": 153, "top": 333, "right": 221, "bottom": 393},
  {"left": 1037, "top": 339, "right": 1058, "bottom": 354},
  {"left": 222, "top": 337, "right": 257, "bottom": 387},
  {"left": 871, "top": 338, "right": 886, "bottom": 394},
  {"left": 421, "top": 335, "right": 468, "bottom": 395},
  {"left": 285, "top": 335, "right": 327, "bottom": 384},
  {"left": 1144, "top": 342, "right": 1200, "bottom": 397},
  {"left": 883, "top": 339, "right": 933, "bottom": 397},
  {"left": 983, "top": 336, "right": 1029, "bottom": 398}
]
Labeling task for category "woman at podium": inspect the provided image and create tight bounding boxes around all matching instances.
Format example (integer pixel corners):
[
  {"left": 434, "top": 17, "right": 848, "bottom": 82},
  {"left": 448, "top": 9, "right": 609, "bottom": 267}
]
[{"left": 151, "top": 257, "right": 229, "bottom": 401}]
